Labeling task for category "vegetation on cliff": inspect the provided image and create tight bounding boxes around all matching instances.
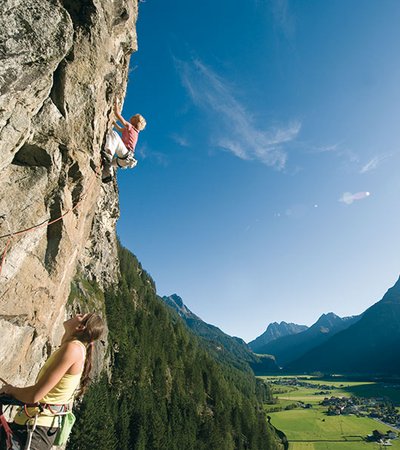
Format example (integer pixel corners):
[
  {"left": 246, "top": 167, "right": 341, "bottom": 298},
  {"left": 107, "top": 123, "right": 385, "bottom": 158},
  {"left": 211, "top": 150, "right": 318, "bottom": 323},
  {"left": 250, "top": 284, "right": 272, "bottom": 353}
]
[{"left": 67, "top": 243, "right": 281, "bottom": 450}]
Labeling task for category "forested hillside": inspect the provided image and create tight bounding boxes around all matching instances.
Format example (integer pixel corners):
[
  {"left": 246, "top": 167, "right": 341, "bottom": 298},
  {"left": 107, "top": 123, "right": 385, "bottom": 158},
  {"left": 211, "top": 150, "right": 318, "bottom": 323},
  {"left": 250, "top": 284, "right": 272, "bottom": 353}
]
[
  {"left": 68, "top": 244, "right": 282, "bottom": 450},
  {"left": 163, "top": 294, "right": 279, "bottom": 375}
]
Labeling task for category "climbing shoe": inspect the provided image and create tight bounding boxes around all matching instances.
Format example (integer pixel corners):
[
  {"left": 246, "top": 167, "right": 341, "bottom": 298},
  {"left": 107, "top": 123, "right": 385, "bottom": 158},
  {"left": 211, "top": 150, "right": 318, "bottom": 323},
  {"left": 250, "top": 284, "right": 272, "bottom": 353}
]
[{"left": 102, "top": 175, "right": 113, "bottom": 183}]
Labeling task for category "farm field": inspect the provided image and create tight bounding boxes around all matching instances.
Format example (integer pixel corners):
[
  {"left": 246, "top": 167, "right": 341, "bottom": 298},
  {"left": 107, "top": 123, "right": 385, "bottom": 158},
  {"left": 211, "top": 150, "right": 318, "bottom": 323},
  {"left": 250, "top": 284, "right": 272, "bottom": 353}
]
[
  {"left": 263, "top": 376, "right": 400, "bottom": 406},
  {"left": 261, "top": 376, "right": 400, "bottom": 450},
  {"left": 290, "top": 379, "right": 400, "bottom": 406}
]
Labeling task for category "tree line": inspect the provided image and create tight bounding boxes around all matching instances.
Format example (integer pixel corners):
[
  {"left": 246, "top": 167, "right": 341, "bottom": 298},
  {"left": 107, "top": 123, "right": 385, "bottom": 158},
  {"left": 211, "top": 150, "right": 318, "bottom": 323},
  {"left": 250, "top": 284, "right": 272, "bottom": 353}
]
[{"left": 67, "top": 243, "right": 282, "bottom": 450}]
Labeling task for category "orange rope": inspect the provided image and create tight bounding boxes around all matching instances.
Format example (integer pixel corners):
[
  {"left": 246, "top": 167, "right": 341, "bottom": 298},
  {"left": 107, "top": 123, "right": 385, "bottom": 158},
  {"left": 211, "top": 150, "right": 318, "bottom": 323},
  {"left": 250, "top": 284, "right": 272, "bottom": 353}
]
[{"left": 0, "top": 164, "right": 102, "bottom": 277}]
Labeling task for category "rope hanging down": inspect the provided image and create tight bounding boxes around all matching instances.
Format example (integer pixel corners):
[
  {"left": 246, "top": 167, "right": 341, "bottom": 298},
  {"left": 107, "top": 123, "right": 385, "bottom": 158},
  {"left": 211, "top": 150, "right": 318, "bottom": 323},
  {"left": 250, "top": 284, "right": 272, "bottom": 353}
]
[{"left": 0, "top": 165, "right": 102, "bottom": 278}]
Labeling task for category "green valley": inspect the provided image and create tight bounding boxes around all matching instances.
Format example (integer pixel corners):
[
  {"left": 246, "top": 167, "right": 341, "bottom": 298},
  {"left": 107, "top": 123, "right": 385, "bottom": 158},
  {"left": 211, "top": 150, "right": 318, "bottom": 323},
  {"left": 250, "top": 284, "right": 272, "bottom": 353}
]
[{"left": 261, "top": 376, "right": 400, "bottom": 450}]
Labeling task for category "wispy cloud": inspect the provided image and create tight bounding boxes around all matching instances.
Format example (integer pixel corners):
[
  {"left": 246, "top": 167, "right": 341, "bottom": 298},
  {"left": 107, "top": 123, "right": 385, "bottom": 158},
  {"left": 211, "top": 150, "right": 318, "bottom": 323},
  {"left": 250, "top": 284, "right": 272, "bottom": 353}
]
[
  {"left": 136, "top": 143, "right": 147, "bottom": 160},
  {"left": 306, "top": 142, "right": 361, "bottom": 173},
  {"left": 360, "top": 155, "right": 390, "bottom": 174},
  {"left": 308, "top": 142, "right": 359, "bottom": 162},
  {"left": 360, "top": 157, "right": 379, "bottom": 174},
  {"left": 270, "top": 0, "right": 295, "bottom": 39},
  {"left": 171, "top": 133, "right": 190, "bottom": 147},
  {"left": 308, "top": 143, "right": 341, "bottom": 154},
  {"left": 175, "top": 58, "right": 300, "bottom": 170},
  {"left": 339, "top": 191, "right": 371, "bottom": 205},
  {"left": 136, "top": 143, "right": 169, "bottom": 166}
]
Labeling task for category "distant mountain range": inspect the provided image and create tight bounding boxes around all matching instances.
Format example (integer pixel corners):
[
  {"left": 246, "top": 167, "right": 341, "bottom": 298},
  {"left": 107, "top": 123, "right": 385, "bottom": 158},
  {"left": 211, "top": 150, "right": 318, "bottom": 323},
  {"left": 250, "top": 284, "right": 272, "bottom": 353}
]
[
  {"left": 287, "top": 276, "right": 400, "bottom": 375},
  {"left": 164, "top": 275, "right": 400, "bottom": 377},
  {"left": 254, "top": 312, "right": 360, "bottom": 367},
  {"left": 163, "top": 294, "right": 279, "bottom": 374},
  {"left": 248, "top": 321, "right": 308, "bottom": 353}
]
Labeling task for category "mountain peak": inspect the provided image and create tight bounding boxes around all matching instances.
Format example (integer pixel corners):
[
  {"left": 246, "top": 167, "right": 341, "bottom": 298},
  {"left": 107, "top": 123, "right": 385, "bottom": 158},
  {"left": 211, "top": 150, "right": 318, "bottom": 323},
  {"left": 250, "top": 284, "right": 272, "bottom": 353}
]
[
  {"left": 288, "top": 275, "right": 400, "bottom": 374},
  {"left": 248, "top": 321, "right": 308, "bottom": 352},
  {"left": 379, "top": 275, "right": 400, "bottom": 304},
  {"left": 314, "top": 312, "right": 340, "bottom": 327},
  {"left": 163, "top": 294, "right": 201, "bottom": 321},
  {"left": 319, "top": 312, "right": 338, "bottom": 319},
  {"left": 168, "top": 293, "right": 184, "bottom": 308}
]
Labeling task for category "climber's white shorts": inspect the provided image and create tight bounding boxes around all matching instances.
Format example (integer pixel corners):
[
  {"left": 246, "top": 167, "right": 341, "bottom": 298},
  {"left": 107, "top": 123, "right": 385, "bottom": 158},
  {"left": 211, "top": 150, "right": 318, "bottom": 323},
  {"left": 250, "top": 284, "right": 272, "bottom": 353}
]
[{"left": 105, "top": 130, "right": 129, "bottom": 159}]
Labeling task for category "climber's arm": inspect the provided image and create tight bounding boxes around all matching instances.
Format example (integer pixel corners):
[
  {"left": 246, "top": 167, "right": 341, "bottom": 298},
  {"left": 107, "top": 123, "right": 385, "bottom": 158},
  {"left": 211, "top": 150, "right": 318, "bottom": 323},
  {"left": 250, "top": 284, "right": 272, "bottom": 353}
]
[
  {"left": 113, "top": 121, "right": 124, "bottom": 132},
  {"left": 0, "top": 342, "right": 82, "bottom": 403},
  {"left": 114, "top": 101, "right": 130, "bottom": 128}
]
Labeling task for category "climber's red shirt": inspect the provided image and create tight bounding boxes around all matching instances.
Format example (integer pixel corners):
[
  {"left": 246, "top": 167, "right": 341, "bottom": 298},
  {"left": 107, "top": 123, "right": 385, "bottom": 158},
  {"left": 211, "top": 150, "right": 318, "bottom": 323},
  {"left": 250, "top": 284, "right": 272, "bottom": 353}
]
[{"left": 122, "top": 124, "right": 138, "bottom": 151}]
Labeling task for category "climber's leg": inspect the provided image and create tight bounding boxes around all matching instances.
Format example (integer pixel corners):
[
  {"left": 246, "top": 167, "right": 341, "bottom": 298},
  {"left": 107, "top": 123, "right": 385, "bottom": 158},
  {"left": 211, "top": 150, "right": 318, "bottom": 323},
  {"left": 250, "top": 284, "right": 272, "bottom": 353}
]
[
  {"left": 102, "top": 130, "right": 118, "bottom": 163},
  {"left": 1, "top": 423, "right": 58, "bottom": 450},
  {"left": 113, "top": 134, "right": 129, "bottom": 160},
  {"left": 0, "top": 422, "right": 24, "bottom": 449},
  {"left": 28, "top": 424, "right": 58, "bottom": 450},
  {"left": 101, "top": 164, "right": 114, "bottom": 183},
  {"left": 101, "top": 130, "right": 120, "bottom": 182}
]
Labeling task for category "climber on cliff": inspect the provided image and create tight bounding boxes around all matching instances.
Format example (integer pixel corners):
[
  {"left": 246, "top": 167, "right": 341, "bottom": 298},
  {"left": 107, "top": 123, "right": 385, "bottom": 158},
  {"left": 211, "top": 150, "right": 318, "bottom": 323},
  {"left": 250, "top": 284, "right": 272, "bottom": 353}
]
[
  {"left": 101, "top": 100, "right": 147, "bottom": 183},
  {"left": 0, "top": 312, "right": 105, "bottom": 450}
]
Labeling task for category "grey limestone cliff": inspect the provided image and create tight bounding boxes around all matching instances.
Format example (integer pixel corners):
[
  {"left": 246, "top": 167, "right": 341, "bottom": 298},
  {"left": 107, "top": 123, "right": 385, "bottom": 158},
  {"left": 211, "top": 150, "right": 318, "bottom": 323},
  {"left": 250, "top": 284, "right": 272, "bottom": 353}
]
[{"left": 0, "top": 0, "right": 139, "bottom": 385}]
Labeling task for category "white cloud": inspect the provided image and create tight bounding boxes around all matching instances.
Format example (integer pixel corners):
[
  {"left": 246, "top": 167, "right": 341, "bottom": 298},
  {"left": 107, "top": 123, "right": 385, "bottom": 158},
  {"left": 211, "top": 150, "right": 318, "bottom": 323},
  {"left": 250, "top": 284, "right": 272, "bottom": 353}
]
[
  {"left": 308, "top": 144, "right": 340, "bottom": 154},
  {"left": 360, "top": 157, "right": 379, "bottom": 174},
  {"left": 171, "top": 134, "right": 190, "bottom": 147},
  {"left": 152, "top": 152, "right": 169, "bottom": 167},
  {"left": 360, "top": 155, "right": 391, "bottom": 174},
  {"left": 309, "top": 143, "right": 359, "bottom": 162},
  {"left": 136, "top": 143, "right": 148, "bottom": 159},
  {"left": 176, "top": 58, "right": 300, "bottom": 169},
  {"left": 305, "top": 142, "right": 362, "bottom": 173},
  {"left": 136, "top": 143, "right": 169, "bottom": 166}
]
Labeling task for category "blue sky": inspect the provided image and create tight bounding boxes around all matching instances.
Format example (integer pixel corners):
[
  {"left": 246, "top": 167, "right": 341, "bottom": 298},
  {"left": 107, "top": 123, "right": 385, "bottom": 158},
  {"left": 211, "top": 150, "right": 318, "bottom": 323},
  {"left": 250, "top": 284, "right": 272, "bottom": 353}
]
[{"left": 116, "top": 0, "right": 400, "bottom": 342}]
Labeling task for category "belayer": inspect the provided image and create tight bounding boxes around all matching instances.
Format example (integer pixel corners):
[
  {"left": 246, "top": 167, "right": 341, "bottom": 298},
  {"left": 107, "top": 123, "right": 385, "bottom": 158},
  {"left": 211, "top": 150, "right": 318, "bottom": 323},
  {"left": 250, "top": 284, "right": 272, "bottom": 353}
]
[
  {"left": 0, "top": 312, "right": 104, "bottom": 450},
  {"left": 101, "top": 100, "right": 147, "bottom": 183}
]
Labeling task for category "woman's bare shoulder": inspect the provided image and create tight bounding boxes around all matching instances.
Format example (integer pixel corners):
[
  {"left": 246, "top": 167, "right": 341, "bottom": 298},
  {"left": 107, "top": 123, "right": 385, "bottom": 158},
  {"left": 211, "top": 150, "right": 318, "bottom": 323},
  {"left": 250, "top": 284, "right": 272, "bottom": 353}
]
[{"left": 59, "top": 340, "right": 85, "bottom": 361}]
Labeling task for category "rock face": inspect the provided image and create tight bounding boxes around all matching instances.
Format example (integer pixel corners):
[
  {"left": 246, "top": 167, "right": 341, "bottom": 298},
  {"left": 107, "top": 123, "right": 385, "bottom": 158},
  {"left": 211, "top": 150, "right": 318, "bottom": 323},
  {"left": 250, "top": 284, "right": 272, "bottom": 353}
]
[{"left": 0, "top": 0, "right": 139, "bottom": 385}]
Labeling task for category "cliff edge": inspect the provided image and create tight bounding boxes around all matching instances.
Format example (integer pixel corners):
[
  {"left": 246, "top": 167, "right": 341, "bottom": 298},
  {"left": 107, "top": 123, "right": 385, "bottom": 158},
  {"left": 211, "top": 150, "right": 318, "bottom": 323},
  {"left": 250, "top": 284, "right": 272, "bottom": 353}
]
[{"left": 0, "top": 0, "right": 138, "bottom": 385}]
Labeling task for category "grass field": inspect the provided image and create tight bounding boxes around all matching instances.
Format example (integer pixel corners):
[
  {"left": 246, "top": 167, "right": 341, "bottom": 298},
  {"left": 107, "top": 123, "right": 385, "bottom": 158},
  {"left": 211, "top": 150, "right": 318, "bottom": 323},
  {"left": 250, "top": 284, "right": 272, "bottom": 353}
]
[
  {"left": 262, "top": 376, "right": 400, "bottom": 406},
  {"left": 261, "top": 376, "right": 400, "bottom": 450}
]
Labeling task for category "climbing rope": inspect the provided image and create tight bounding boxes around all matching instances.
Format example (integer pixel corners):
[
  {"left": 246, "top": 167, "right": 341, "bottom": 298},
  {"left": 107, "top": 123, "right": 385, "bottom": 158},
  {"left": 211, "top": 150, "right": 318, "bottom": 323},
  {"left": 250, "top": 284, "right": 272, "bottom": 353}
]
[{"left": 0, "top": 163, "right": 102, "bottom": 278}]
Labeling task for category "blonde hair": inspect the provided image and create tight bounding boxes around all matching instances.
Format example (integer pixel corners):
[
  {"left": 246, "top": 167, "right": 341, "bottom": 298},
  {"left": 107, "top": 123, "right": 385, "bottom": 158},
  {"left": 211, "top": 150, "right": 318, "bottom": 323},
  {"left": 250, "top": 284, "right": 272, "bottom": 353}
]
[{"left": 130, "top": 114, "right": 147, "bottom": 131}]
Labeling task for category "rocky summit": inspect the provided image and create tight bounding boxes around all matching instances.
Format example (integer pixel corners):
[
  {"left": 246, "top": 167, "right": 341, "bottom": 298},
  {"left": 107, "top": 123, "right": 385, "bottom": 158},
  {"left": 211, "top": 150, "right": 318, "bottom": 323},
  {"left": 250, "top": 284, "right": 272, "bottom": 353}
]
[
  {"left": 0, "top": 0, "right": 138, "bottom": 386},
  {"left": 248, "top": 321, "right": 308, "bottom": 353}
]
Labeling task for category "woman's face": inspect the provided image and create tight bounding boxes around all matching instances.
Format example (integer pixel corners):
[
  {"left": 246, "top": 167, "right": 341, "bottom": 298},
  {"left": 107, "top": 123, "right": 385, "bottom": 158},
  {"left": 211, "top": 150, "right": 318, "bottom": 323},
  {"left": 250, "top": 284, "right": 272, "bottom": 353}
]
[{"left": 63, "top": 313, "right": 89, "bottom": 333}]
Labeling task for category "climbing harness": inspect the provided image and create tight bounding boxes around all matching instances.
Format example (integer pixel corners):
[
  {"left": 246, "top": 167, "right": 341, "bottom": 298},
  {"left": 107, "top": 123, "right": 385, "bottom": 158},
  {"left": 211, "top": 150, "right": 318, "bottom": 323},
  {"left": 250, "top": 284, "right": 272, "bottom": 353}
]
[
  {"left": 0, "top": 164, "right": 101, "bottom": 278},
  {"left": 0, "top": 396, "right": 43, "bottom": 449},
  {"left": 0, "top": 395, "right": 72, "bottom": 450},
  {"left": 115, "top": 151, "right": 137, "bottom": 169}
]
